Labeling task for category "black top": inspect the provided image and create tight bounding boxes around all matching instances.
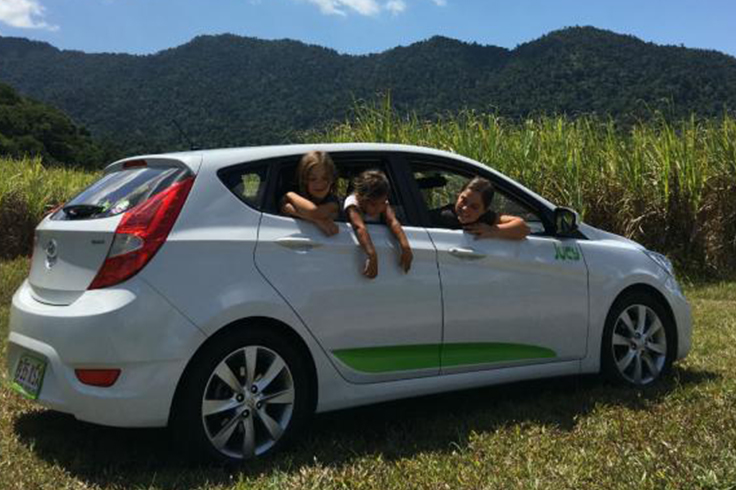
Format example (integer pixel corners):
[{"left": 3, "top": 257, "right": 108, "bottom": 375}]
[
  {"left": 314, "top": 193, "right": 339, "bottom": 206},
  {"left": 428, "top": 204, "right": 497, "bottom": 229}
]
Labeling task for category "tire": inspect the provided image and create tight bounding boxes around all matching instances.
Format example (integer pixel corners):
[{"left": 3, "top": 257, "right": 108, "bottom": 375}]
[
  {"left": 601, "top": 291, "right": 676, "bottom": 386},
  {"left": 172, "top": 326, "right": 312, "bottom": 463}
]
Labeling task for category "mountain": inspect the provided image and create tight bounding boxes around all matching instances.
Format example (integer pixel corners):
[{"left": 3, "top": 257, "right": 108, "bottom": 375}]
[
  {"left": 0, "top": 27, "right": 735, "bottom": 156},
  {"left": 0, "top": 81, "right": 105, "bottom": 167}
]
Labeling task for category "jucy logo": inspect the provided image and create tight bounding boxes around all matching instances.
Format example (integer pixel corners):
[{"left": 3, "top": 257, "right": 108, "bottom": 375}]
[{"left": 554, "top": 244, "right": 581, "bottom": 261}]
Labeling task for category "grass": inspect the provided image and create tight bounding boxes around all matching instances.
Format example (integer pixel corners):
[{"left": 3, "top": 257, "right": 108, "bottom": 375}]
[
  {"left": 1, "top": 257, "right": 736, "bottom": 489},
  {"left": 0, "top": 157, "right": 98, "bottom": 259},
  {"left": 313, "top": 101, "right": 736, "bottom": 277}
]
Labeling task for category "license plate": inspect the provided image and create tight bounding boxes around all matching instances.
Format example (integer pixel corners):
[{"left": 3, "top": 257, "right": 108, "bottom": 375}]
[{"left": 12, "top": 354, "right": 47, "bottom": 400}]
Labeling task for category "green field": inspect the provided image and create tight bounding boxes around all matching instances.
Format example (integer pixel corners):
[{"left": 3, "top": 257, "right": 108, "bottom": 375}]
[
  {"left": 4, "top": 107, "right": 734, "bottom": 274},
  {"left": 314, "top": 103, "right": 736, "bottom": 278},
  {"left": 1, "top": 110, "right": 736, "bottom": 488},
  {"left": 1, "top": 257, "right": 736, "bottom": 489}
]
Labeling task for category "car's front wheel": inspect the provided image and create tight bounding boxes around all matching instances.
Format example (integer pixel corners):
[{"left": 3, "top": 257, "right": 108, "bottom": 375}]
[
  {"left": 601, "top": 291, "right": 676, "bottom": 386},
  {"left": 173, "top": 327, "right": 311, "bottom": 463}
]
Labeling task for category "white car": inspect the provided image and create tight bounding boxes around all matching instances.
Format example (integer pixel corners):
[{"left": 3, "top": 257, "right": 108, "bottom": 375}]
[{"left": 7, "top": 143, "right": 692, "bottom": 462}]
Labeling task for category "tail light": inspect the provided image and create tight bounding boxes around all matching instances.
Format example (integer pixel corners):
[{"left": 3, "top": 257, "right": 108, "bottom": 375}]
[
  {"left": 75, "top": 369, "right": 121, "bottom": 387},
  {"left": 89, "top": 176, "right": 195, "bottom": 289}
]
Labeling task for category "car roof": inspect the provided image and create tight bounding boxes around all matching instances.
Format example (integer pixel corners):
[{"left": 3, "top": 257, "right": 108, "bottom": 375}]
[{"left": 112, "top": 143, "right": 556, "bottom": 210}]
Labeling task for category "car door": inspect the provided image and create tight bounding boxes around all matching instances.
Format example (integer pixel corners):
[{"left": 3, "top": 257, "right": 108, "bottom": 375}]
[
  {"left": 405, "top": 157, "right": 589, "bottom": 375},
  {"left": 254, "top": 152, "right": 443, "bottom": 383}
]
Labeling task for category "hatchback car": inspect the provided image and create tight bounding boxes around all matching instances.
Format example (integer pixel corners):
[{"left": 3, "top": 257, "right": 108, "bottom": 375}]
[{"left": 8, "top": 143, "right": 692, "bottom": 462}]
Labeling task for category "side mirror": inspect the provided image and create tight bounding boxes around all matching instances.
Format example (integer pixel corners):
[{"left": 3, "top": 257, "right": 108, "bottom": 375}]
[{"left": 554, "top": 207, "right": 579, "bottom": 236}]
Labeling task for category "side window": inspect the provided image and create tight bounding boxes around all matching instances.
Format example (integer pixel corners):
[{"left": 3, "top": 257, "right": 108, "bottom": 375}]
[
  {"left": 273, "top": 155, "right": 408, "bottom": 224},
  {"left": 492, "top": 194, "right": 545, "bottom": 234},
  {"left": 410, "top": 161, "right": 546, "bottom": 234},
  {"left": 218, "top": 164, "right": 269, "bottom": 210},
  {"left": 412, "top": 164, "right": 473, "bottom": 213}
]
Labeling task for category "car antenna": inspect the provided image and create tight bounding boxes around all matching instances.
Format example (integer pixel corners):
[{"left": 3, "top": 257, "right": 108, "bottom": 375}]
[{"left": 172, "top": 119, "right": 200, "bottom": 151}]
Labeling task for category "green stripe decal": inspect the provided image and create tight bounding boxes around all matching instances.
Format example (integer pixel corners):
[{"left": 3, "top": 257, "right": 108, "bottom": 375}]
[
  {"left": 333, "top": 343, "right": 556, "bottom": 373},
  {"left": 442, "top": 343, "right": 556, "bottom": 368},
  {"left": 333, "top": 345, "right": 441, "bottom": 373}
]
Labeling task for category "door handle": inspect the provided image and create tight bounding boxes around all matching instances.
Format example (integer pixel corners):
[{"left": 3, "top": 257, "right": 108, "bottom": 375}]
[
  {"left": 448, "top": 247, "right": 486, "bottom": 259},
  {"left": 275, "top": 237, "right": 322, "bottom": 250}
]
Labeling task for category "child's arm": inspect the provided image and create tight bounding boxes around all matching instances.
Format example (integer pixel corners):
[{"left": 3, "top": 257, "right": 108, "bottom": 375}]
[
  {"left": 281, "top": 192, "right": 339, "bottom": 236},
  {"left": 384, "top": 205, "right": 413, "bottom": 273},
  {"left": 346, "top": 206, "right": 378, "bottom": 279},
  {"left": 464, "top": 214, "right": 530, "bottom": 240},
  {"left": 282, "top": 192, "right": 338, "bottom": 220}
]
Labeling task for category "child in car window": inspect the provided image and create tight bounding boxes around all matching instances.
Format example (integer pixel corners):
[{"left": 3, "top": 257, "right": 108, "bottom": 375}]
[
  {"left": 344, "top": 170, "right": 413, "bottom": 279},
  {"left": 430, "top": 177, "right": 529, "bottom": 240},
  {"left": 281, "top": 151, "right": 340, "bottom": 236}
]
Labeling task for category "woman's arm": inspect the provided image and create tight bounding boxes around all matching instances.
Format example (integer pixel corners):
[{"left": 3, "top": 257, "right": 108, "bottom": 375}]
[
  {"left": 346, "top": 206, "right": 378, "bottom": 279},
  {"left": 464, "top": 214, "right": 530, "bottom": 240},
  {"left": 384, "top": 205, "right": 413, "bottom": 273}
]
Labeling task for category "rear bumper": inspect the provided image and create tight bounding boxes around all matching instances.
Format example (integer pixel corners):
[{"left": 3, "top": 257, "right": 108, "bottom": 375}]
[{"left": 7, "top": 278, "right": 206, "bottom": 427}]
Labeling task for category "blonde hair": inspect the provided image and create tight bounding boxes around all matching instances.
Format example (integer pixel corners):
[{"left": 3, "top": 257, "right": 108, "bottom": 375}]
[{"left": 297, "top": 151, "right": 337, "bottom": 199}]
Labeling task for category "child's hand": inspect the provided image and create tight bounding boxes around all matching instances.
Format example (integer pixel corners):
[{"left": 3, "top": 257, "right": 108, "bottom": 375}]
[
  {"left": 464, "top": 222, "right": 494, "bottom": 239},
  {"left": 399, "top": 245, "right": 413, "bottom": 273},
  {"left": 282, "top": 203, "right": 298, "bottom": 216},
  {"left": 316, "top": 219, "right": 339, "bottom": 237},
  {"left": 363, "top": 253, "right": 378, "bottom": 279}
]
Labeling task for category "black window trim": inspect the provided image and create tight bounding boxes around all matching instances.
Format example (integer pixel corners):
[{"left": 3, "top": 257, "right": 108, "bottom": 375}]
[
  {"left": 393, "top": 152, "right": 559, "bottom": 236},
  {"left": 254, "top": 151, "right": 422, "bottom": 226}
]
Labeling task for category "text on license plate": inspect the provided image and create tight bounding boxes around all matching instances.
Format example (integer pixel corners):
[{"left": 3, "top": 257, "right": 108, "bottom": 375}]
[{"left": 12, "top": 354, "right": 47, "bottom": 400}]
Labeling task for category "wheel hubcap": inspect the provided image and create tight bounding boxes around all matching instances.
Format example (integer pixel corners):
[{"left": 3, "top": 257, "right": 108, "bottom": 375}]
[
  {"left": 612, "top": 304, "right": 667, "bottom": 385},
  {"left": 201, "top": 345, "right": 295, "bottom": 459}
]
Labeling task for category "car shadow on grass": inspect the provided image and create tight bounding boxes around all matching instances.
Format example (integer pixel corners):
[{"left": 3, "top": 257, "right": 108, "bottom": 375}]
[{"left": 12, "top": 366, "right": 718, "bottom": 489}]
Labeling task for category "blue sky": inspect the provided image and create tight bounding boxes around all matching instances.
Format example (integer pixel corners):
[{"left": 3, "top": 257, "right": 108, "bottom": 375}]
[{"left": 0, "top": 0, "right": 735, "bottom": 57}]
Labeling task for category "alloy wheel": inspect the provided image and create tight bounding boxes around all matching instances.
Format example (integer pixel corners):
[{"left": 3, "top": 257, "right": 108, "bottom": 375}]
[
  {"left": 201, "top": 345, "right": 295, "bottom": 459},
  {"left": 611, "top": 304, "right": 668, "bottom": 385}
]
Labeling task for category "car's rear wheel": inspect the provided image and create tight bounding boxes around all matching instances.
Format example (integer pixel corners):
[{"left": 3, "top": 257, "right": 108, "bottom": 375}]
[
  {"left": 173, "top": 327, "right": 311, "bottom": 463},
  {"left": 601, "top": 292, "right": 675, "bottom": 386}
]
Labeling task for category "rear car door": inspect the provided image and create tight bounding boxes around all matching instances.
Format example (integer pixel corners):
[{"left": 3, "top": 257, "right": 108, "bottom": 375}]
[
  {"left": 253, "top": 152, "right": 443, "bottom": 383},
  {"left": 405, "top": 156, "right": 589, "bottom": 374}
]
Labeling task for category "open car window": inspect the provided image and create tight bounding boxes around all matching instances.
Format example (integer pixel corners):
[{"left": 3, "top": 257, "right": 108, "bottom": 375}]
[
  {"left": 272, "top": 154, "right": 408, "bottom": 224},
  {"left": 409, "top": 161, "right": 546, "bottom": 234}
]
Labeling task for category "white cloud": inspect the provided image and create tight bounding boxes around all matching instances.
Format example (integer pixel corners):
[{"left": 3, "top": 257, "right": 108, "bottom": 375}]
[
  {"left": 385, "top": 0, "right": 406, "bottom": 15},
  {"left": 0, "top": 0, "right": 57, "bottom": 30},
  {"left": 304, "top": 0, "right": 382, "bottom": 16},
  {"left": 295, "top": 0, "right": 446, "bottom": 17}
]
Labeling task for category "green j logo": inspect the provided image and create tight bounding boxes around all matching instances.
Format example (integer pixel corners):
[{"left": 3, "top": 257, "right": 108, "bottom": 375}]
[{"left": 554, "top": 244, "right": 581, "bottom": 261}]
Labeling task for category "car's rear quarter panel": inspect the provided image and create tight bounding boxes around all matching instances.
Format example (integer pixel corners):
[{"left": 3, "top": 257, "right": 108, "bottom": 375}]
[{"left": 137, "top": 162, "right": 350, "bottom": 413}]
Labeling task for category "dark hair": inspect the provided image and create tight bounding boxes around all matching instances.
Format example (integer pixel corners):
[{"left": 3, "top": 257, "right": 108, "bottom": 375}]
[
  {"left": 461, "top": 177, "right": 494, "bottom": 210},
  {"left": 353, "top": 170, "right": 390, "bottom": 201},
  {"left": 297, "top": 151, "right": 337, "bottom": 198}
]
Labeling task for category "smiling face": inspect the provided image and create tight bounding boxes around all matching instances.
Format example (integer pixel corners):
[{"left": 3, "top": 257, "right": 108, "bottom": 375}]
[
  {"left": 358, "top": 194, "right": 389, "bottom": 217},
  {"left": 454, "top": 189, "right": 486, "bottom": 224},
  {"left": 306, "top": 164, "right": 333, "bottom": 201}
]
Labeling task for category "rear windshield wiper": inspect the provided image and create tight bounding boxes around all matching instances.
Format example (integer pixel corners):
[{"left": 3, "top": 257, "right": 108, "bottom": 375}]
[{"left": 62, "top": 204, "right": 106, "bottom": 219}]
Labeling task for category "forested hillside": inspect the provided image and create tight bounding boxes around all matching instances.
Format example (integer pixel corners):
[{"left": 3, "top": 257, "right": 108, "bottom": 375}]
[
  {"left": 1, "top": 26, "right": 735, "bottom": 155},
  {"left": 0, "top": 83, "right": 105, "bottom": 167}
]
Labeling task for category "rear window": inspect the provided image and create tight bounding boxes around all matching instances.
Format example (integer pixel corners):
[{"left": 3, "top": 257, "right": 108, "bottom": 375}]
[
  {"left": 52, "top": 166, "right": 191, "bottom": 221},
  {"left": 218, "top": 163, "right": 269, "bottom": 210}
]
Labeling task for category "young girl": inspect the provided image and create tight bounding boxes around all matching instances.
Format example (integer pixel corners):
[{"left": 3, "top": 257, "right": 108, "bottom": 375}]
[
  {"left": 431, "top": 176, "right": 529, "bottom": 240},
  {"left": 344, "top": 170, "right": 413, "bottom": 279},
  {"left": 281, "top": 151, "right": 340, "bottom": 236}
]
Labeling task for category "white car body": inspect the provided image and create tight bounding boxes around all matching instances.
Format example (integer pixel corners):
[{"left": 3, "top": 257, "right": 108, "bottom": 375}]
[{"left": 7, "top": 143, "right": 692, "bottom": 458}]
